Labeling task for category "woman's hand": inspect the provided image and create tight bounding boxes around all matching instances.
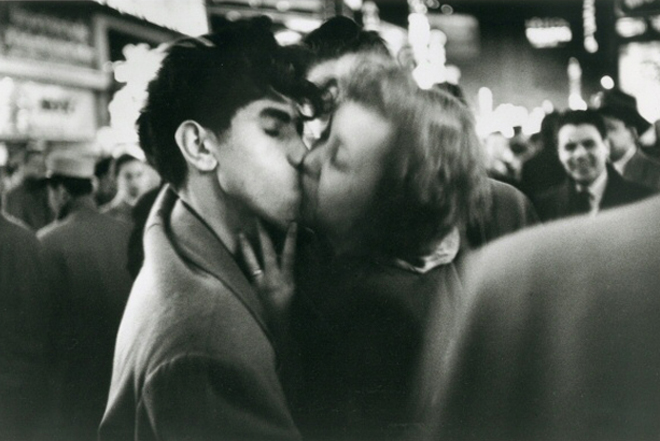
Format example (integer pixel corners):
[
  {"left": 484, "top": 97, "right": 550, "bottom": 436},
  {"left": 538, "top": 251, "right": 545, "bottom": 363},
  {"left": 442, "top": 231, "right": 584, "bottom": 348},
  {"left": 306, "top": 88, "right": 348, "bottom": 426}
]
[{"left": 238, "top": 221, "right": 298, "bottom": 335}]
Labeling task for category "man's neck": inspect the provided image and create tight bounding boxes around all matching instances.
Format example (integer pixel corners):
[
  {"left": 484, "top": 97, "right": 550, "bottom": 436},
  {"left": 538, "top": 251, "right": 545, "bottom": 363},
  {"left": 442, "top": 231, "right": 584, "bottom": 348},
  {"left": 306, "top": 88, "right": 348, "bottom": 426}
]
[{"left": 178, "top": 177, "right": 257, "bottom": 257}]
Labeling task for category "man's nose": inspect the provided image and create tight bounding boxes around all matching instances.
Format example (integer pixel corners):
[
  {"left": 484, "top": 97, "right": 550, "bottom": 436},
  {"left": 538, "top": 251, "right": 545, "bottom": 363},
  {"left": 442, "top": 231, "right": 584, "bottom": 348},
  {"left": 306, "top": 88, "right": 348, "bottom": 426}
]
[
  {"left": 286, "top": 137, "right": 307, "bottom": 170},
  {"left": 573, "top": 144, "right": 589, "bottom": 158}
]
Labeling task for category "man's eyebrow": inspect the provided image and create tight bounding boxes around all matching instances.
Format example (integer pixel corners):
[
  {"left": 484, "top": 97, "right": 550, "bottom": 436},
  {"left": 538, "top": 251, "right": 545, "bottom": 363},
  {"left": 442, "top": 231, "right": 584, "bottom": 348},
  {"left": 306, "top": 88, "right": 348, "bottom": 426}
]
[{"left": 260, "top": 107, "right": 293, "bottom": 123}]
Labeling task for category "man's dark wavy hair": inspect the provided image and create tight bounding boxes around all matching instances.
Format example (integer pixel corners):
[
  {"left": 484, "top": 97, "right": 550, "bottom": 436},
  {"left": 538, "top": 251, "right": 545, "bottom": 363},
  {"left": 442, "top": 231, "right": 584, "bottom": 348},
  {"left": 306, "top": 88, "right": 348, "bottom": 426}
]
[
  {"left": 138, "top": 17, "right": 321, "bottom": 189},
  {"left": 557, "top": 109, "right": 608, "bottom": 143},
  {"left": 302, "top": 16, "right": 390, "bottom": 64}
]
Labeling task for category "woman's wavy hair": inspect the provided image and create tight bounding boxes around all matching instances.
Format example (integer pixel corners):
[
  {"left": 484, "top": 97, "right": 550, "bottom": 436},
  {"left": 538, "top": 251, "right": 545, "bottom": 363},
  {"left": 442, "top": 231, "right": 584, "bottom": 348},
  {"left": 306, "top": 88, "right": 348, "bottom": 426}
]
[
  {"left": 138, "top": 17, "right": 322, "bottom": 189},
  {"left": 335, "top": 54, "right": 488, "bottom": 258}
]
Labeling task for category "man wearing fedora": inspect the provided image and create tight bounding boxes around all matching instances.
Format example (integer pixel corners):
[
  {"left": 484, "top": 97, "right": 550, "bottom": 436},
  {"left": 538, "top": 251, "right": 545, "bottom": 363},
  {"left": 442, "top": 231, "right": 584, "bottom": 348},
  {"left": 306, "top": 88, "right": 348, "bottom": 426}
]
[
  {"left": 596, "top": 87, "right": 660, "bottom": 192},
  {"left": 38, "top": 151, "right": 132, "bottom": 441}
]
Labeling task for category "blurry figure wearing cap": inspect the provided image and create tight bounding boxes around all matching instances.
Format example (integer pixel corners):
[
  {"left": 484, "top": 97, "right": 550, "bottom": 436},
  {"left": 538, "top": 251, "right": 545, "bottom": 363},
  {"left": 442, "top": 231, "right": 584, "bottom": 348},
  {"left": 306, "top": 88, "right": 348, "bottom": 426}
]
[
  {"left": 595, "top": 87, "right": 660, "bottom": 192},
  {"left": 101, "top": 154, "right": 159, "bottom": 226},
  {"left": 2, "top": 145, "right": 54, "bottom": 230},
  {"left": 38, "top": 151, "right": 132, "bottom": 441}
]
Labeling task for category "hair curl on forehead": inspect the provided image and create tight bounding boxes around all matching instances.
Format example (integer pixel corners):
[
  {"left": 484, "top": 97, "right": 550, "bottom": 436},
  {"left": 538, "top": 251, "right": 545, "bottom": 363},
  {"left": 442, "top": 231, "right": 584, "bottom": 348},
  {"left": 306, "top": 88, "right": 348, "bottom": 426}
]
[
  {"left": 138, "top": 17, "right": 323, "bottom": 189},
  {"left": 334, "top": 54, "right": 487, "bottom": 258}
]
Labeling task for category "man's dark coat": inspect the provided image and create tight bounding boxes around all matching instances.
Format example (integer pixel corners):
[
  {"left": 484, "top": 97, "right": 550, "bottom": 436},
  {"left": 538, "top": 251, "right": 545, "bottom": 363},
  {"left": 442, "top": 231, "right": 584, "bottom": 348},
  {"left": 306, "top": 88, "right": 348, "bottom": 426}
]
[
  {"left": 534, "top": 165, "right": 653, "bottom": 222},
  {"left": 100, "top": 187, "right": 300, "bottom": 441}
]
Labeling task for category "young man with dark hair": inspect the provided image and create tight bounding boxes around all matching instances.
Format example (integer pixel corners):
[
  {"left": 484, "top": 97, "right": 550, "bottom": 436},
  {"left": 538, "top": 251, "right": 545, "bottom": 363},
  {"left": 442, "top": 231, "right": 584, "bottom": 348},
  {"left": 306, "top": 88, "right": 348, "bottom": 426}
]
[
  {"left": 534, "top": 109, "right": 652, "bottom": 222},
  {"left": 100, "top": 18, "right": 317, "bottom": 441},
  {"left": 38, "top": 152, "right": 132, "bottom": 441}
]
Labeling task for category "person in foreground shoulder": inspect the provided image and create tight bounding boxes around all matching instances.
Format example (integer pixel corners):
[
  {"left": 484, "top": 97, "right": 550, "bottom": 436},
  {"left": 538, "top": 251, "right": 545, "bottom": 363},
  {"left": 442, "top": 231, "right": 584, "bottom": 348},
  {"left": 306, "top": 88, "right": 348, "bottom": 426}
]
[
  {"left": 0, "top": 212, "right": 51, "bottom": 441},
  {"left": 533, "top": 109, "right": 653, "bottom": 222},
  {"left": 99, "top": 17, "right": 315, "bottom": 441},
  {"left": 418, "top": 194, "right": 660, "bottom": 441}
]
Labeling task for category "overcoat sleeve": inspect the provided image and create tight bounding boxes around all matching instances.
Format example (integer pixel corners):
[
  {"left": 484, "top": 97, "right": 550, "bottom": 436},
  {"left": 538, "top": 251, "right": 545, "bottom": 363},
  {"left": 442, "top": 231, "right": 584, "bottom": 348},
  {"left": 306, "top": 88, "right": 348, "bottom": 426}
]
[{"left": 136, "top": 354, "right": 302, "bottom": 441}]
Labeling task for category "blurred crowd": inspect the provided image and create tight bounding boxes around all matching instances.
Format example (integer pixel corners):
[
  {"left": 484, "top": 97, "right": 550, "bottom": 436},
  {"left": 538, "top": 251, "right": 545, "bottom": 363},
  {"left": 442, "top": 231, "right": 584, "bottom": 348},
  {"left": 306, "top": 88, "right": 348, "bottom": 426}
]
[
  {"left": 1, "top": 150, "right": 160, "bottom": 440},
  {"left": 2, "top": 14, "right": 660, "bottom": 441}
]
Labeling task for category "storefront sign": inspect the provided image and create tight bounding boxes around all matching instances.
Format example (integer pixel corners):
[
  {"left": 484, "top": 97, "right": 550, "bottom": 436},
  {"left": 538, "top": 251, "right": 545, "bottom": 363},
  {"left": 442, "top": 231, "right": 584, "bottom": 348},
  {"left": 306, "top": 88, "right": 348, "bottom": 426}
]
[
  {"left": 0, "top": 78, "right": 97, "bottom": 141},
  {"left": 0, "top": 3, "right": 95, "bottom": 68}
]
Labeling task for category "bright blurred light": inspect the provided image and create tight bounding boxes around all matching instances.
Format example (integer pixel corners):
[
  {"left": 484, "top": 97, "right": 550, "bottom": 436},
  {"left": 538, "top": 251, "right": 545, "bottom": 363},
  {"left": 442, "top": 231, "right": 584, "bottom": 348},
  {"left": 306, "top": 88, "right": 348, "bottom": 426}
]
[
  {"left": 285, "top": 17, "right": 321, "bottom": 33},
  {"left": 275, "top": 30, "right": 302, "bottom": 46},
  {"left": 542, "top": 100, "right": 554, "bottom": 113},
  {"left": 584, "top": 35, "right": 599, "bottom": 53},
  {"left": 344, "top": 0, "right": 363, "bottom": 10},
  {"left": 600, "top": 75, "right": 615, "bottom": 90},
  {"left": 0, "top": 143, "right": 8, "bottom": 167},
  {"left": 616, "top": 17, "right": 647, "bottom": 38},
  {"left": 95, "top": 0, "right": 208, "bottom": 35},
  {"left": 412, "top": 65, "right": 435, "bottom": 90},
  {"left": 525, "top": 107, "right": 547, "bottom": 135},
  {"left": 478, "top": 87, "right": 493, "bottom": 116},
  {"left": 525, "top": 17, "right": 572, "bottom": 48},
  {"left": 569, "top": 93, "right": 587, "bottom": 110},
  {"left": 275, "top": 0, "right": 291, "bottom": 11}
]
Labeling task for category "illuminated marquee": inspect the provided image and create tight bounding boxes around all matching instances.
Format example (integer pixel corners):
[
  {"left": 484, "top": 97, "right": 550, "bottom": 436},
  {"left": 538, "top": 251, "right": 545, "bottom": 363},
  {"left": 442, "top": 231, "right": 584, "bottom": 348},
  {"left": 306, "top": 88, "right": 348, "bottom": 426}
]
[{"left": 525, "top": 17, "right": 572, "bottom": 49}]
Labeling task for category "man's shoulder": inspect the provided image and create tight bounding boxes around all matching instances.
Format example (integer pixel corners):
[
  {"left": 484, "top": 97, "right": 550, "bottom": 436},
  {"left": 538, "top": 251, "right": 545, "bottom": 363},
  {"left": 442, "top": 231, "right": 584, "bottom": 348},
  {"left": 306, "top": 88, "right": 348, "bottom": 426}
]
[
  {"left": 123, "top": 260, "right": 274, "bottom": 365},
  {"left": 0, "top": 212, "right": 40, "bottom": 248},
  {"left": 469, "top": 195, "right": 660, "bottom": 294},
  {"left": 36, "top": 219, "right": 65, "bottom": 242},
  {"left": 607, "top": 168, "right": 655, "bottom": 202},
  {"left": 535, "top": 181, "right": 568, "bottom": 202},
  {"left": 531, "top": 181, "right": 570, "bottom": 221}
]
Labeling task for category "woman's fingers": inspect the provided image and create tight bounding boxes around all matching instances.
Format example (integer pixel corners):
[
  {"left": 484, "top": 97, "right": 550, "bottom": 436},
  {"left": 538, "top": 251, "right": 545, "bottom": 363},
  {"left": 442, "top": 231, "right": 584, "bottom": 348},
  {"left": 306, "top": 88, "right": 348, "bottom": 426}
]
[
  {"left": 281, "top": 222, "right": 297, "bottom": 278},
  {"left": 238, "top": 232, "right": 264, "bottom": 281},
  {"left": 257, "top": 220, "right": 278, "bottom": 271}
]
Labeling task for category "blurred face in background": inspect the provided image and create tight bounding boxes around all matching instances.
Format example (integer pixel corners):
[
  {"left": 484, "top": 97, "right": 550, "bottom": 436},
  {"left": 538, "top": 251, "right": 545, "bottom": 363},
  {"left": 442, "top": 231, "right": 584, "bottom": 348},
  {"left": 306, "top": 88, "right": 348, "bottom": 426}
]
[
  {"left": 116, "top": 159, "right": 149, "bottom": 205},
  {"left": 603, "top": 115, "right": 636, "bottom": 162},
  {"left": 557, "top": 123, "right": 610, "bottom": 186}
]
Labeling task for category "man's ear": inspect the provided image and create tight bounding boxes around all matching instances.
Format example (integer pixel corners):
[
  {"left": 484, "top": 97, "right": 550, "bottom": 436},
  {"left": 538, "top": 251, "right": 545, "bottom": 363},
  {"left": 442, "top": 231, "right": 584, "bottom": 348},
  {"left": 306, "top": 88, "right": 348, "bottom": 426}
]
[{"left": 175, "top": 120, "right": 218, "bottom": 172}]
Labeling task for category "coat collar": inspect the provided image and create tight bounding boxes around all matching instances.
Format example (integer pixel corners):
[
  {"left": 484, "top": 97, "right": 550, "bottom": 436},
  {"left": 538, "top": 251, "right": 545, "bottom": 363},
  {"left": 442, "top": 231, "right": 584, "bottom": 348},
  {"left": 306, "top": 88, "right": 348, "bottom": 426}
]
[{"left": 146, "top": 186, "right": 273, "bottom": 344}]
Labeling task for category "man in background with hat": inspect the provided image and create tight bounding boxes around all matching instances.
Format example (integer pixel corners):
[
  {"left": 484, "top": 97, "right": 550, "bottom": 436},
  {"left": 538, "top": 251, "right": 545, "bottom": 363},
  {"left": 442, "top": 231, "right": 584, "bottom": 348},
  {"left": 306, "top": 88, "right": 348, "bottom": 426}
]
[
  {"left": 596, "top": 87, "right": 660, "bottom": 192},
  {"left": 2, "top": 143, "right": 54, "bottom": 230},
  {"left": 37, "top": 151, "right": 132, "bottom": 441}
]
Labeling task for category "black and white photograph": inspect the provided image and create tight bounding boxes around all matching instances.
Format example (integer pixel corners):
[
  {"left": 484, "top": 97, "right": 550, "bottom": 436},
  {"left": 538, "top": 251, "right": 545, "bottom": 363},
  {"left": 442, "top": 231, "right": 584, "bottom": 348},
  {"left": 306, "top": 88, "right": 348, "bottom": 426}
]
[{"left": 1, "top": 0, "right": 660, "bottom": 440}]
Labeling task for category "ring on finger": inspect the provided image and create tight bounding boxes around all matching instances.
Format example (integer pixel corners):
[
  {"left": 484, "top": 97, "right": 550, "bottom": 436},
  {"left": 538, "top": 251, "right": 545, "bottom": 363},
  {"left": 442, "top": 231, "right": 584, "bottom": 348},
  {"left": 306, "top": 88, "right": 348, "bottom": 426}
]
[{"left": 251, "top": 268, "right": 264, "bottom": 278}]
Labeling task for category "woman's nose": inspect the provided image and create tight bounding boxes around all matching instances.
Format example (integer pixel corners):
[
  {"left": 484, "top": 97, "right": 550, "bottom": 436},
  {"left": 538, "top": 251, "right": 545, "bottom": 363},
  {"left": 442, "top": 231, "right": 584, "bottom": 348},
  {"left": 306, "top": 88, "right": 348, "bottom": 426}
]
[{"left": 301, "top": 143, "right": 327, "bottom": 180}]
